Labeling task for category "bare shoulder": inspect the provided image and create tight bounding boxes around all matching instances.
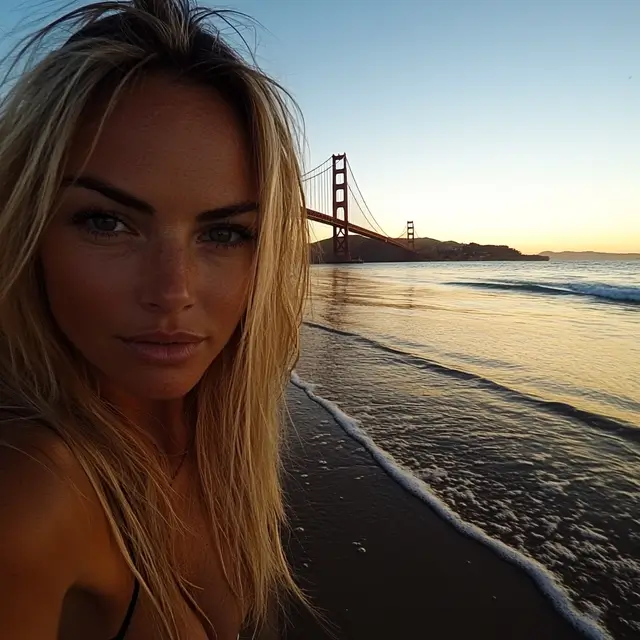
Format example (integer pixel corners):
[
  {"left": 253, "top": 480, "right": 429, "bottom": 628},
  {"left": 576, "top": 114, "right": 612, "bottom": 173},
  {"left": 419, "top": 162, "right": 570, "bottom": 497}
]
[
  {"left": 0, "top": 423, "right": 97, "bottom": 634},
  {"left": 0, "top": 420, "right": 116, "bottom": 634},
  {"left": 0, "top": 422, "right": 96, "bottom": 560},
  {"left": 0, "top": 421, "right": 138, "bottom": 637}
]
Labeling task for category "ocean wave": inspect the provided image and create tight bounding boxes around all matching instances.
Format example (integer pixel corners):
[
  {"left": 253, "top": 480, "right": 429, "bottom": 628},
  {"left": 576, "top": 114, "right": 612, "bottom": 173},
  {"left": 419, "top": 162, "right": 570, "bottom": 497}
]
[
  {"left": 303, "top": 321, "right": 640, "bottom": 442},
  {"left": 290, "top": 371, "right": 612, "bottom": 640},
  {"left": 446, "top": 281, "right": 640, "bottom": 304}
]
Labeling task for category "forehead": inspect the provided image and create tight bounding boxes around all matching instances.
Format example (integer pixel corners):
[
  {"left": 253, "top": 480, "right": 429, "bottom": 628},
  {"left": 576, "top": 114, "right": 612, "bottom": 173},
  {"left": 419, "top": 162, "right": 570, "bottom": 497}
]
[{"left": 66, "top": 73, "right": 255, "bottom": 208}]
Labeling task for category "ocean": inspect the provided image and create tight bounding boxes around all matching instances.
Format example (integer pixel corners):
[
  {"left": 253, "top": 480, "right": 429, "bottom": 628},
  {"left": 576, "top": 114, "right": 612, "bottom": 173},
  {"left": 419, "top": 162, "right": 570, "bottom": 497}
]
[{"left": 295, "top": 261, "right": 640, "bottom": 639}]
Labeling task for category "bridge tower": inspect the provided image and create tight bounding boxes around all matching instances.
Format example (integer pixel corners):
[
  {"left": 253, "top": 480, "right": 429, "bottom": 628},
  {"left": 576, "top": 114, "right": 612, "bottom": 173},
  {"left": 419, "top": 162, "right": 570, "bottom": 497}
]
[
  {"left": 332, "top": 153, "right": 349, "bottom": 259},
  {"left": 407, "top": 220, "right": 415, "bottom": 251}
]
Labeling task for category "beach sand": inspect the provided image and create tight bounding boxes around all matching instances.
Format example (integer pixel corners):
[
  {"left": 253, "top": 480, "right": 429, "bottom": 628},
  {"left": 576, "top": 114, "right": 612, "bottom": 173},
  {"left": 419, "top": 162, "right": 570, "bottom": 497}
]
[{"left": 280, "top": 383, "right": 588, "bottom": 639}]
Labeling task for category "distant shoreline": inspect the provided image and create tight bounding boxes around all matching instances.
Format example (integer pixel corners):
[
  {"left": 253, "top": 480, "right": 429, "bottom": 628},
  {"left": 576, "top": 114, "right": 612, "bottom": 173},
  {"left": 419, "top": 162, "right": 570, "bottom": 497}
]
[
  {"left": 540, "top": 251, "right": 640, "bottom": 261},
  {"left": 318, "top": 255, "right": 548, "bottom": 264},
  {"left": 310, "top": 237, "right": 639, "bottom": 264},
  {"left": 310, "top": 236, "right": 548, "bottom": 264}
]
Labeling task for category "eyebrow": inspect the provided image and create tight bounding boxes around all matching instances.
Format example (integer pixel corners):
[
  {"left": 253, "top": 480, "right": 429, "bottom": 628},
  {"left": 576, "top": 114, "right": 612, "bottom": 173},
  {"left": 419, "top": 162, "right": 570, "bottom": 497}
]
[{"left": 61, "top": 174, "right": 258, "bottom": 222}]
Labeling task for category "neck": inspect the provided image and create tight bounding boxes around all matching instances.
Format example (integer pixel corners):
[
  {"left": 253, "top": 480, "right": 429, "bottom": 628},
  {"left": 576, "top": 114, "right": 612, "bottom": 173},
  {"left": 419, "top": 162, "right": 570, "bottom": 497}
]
[{"left": 100, "top": 380, "right": 192, "bottom": 456}]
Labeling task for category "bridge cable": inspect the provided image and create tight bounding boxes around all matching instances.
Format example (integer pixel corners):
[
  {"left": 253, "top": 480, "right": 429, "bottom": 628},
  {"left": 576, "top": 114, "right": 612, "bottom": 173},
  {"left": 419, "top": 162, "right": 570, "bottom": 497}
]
[
  {"left": 345, "top": 159, "right": 391, "bottom": 237},
  {"left": 345, "top": 159, "right": 387, "bottom": 235},
  {"left": 301, "top": 164, "right": 332, "bottom": 183},
  {"left": 347, "top": 184, "right": 384, "bottom": 235},
  {"left": 302, "top": 156, "right": 332, "bottom": 179},
  {"left": 302, "top": 155, "right": 331, "bottom": 176}
]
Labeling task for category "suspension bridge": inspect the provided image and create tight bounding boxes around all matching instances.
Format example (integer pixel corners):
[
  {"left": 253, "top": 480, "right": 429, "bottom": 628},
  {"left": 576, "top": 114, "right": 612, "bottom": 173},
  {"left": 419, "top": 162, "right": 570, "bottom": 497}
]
[{"left": 302, "top": 154, "right": 417, "bottom": 262}]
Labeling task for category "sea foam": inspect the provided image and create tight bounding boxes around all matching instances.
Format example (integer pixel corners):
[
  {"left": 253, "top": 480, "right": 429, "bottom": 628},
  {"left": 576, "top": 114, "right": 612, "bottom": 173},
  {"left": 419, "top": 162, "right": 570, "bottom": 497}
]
[
  {"left": 448, "top": 280, "right": 640, "bottom": 304},
  {"left": 290, "top": 371, "right": 612, "bottom": 640}
]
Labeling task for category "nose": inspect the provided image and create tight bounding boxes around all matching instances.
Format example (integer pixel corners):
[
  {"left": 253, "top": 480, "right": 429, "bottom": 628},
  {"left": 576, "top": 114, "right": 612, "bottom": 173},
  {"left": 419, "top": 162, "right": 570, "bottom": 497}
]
[{"left": 138, "top": 240, "right": 195, "bottom": 314}]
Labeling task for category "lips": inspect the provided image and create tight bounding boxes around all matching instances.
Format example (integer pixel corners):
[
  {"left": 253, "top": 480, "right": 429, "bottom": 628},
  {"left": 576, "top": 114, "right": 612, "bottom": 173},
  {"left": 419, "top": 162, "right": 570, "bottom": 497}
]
[
  {"left": 122, "top": 330, "right": 206, "bottom": 344},
  {"left": 119, "top": 331, "right": 207, "bottom": 365}
]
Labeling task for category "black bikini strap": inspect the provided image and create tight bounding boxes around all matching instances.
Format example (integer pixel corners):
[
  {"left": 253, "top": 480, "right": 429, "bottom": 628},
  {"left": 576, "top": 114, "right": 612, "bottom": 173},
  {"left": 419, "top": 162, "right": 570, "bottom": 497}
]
[{"left": 111, "top": 578, "right": 140, "bottom": 640}]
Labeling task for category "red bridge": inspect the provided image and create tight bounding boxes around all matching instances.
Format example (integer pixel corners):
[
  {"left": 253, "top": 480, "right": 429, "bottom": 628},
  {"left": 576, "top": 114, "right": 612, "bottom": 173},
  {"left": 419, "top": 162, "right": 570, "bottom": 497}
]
[{"left": 303, "top": 154, "right": 416, "bottom": 260}]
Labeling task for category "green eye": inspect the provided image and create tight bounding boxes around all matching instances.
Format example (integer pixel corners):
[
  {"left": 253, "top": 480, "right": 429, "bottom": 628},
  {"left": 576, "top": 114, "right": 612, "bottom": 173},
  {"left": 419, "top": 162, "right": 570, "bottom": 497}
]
[
  {"left": 88, "top": 215, "right": 122, "bottom": 233},
  {"left": 207, "top": 228, "right": 236, "bottom": 243},
  {"left": 202, "top": 224, "right": 254, "bottom": 247},
  {"left": 71, "top": 209, "right": 129, "bottom": 237}
]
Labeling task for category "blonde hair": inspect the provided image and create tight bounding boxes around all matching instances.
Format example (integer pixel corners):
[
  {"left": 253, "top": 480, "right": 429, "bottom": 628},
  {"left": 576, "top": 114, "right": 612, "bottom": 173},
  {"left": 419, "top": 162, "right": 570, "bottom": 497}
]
[{"left": 0, "top": 0, "right": 309, "bottom": 636}]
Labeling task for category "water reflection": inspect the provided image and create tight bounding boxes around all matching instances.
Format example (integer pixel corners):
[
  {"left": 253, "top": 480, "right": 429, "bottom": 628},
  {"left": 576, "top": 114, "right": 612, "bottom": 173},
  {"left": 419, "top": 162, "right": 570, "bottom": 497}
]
[
  {"left": 305, "top": 262, "right": 640, "bottom": 427},
  {"left": 298, "top": 261, "right": 640, "bottom": 638}
]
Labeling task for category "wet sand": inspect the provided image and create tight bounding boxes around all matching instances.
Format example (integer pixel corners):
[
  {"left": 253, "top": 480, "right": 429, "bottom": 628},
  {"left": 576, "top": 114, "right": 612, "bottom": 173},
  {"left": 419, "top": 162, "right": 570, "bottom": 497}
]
[{"left": 280, "top": 383, "right": 589, "bottom": 639}]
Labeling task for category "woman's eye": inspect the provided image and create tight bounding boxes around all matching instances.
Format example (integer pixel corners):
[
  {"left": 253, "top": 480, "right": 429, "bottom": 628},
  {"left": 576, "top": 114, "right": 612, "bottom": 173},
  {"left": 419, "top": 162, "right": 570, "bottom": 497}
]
[
  {"left": 208, "top": 228, "right": 235, "bottom": 243},
  {"left": 203, "top": 226, "right": 251, "bottom": 247},
  {"left": 71, "top": 210, "right": 129, "bottom": 237},
  {"left": 88, "top": 215, "right": 125, "bottom": 233}
]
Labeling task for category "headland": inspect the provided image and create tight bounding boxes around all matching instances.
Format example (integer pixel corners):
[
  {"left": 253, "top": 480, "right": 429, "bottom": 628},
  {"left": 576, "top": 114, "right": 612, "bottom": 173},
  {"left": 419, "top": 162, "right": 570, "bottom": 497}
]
[{"left": 310, "top": 236, "right": 548, "bottom": 264}]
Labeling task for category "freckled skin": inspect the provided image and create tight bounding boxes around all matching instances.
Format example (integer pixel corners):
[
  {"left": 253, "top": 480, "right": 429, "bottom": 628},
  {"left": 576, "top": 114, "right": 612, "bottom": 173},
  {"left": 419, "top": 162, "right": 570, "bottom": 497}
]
[
  {"left": 40, "top": 74, "right": 257, "bottom": 406},
  {"left": 28, "top": 74, "right": 257, "bottom": 637}
]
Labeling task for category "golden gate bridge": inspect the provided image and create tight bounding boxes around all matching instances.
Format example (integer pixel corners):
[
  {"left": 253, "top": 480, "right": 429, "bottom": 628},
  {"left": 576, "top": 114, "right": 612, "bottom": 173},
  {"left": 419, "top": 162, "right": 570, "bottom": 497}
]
[{"left": 302, "top": 154, "right": 416, "bottom": 261}]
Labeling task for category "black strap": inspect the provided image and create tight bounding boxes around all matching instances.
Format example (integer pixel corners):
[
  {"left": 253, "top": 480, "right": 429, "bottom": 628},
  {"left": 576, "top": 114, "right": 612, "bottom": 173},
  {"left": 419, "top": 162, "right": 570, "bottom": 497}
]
[{"left": 111, "top": 578, "right": 140, "bottom": 640}]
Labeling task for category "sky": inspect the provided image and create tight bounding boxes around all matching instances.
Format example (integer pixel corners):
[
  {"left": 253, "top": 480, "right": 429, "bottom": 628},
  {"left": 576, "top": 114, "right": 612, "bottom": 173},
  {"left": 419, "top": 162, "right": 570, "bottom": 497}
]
[{"left": 0, "top": 0, "right": 638, "bottom": 253}]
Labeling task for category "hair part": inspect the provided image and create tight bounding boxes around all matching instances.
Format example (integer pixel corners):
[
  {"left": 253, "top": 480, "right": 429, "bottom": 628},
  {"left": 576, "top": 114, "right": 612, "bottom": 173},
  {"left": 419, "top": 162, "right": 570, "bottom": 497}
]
[{"left": 0, "top": 1, "right": 309, "bottom": 636}]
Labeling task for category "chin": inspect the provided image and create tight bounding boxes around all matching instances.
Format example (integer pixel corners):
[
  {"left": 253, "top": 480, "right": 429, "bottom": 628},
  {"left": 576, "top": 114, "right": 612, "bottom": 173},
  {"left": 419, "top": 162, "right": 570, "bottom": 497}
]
[
  {"left": 133, "top": 383, "right": 197, "bottom": 401},
  {"left": 129, "top": 372, "right": 205, "bottom": 400},
  {"left": 97, "top": 366, "right": 207, "bottom": 402}
]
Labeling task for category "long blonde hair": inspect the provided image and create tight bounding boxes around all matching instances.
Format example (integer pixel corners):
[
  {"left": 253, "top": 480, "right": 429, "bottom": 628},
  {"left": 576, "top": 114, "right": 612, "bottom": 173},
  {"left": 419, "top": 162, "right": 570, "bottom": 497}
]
[{"left": 0, "top": 0, "right": 309, "bottom": 636}]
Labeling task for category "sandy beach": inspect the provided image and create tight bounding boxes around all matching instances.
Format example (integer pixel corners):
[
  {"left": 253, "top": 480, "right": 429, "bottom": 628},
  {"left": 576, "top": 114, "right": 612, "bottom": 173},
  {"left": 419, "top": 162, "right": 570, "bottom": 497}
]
[{"left": 280, "top": 382, "right": 597, "bottom": 640}]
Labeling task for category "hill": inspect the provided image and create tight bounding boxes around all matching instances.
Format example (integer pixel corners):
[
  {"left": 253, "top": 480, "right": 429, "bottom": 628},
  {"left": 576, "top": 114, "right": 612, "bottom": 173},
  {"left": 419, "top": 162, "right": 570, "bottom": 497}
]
[
  {"left": 540, "top": 251, "right": 640, "bottom": 261},
  {"left": 311, "top": 236, "right": 548, "bottom": 263}
]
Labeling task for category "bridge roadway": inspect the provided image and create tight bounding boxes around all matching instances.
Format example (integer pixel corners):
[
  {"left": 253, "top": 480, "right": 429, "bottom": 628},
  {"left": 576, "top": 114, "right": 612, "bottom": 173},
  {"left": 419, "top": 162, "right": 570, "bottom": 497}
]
[{"left": 306, "top": 208, "right": 412, "bottom": 252}]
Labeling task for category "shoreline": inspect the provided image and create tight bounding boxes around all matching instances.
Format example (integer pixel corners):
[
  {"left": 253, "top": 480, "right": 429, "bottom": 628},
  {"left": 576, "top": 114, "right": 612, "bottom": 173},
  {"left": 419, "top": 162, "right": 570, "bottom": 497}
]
[
  {"left": 281, "top": 375, "right": 610, "bottom": 639},
  {"left": 312, "top": 256, "right": 549, "bottom": 264}
]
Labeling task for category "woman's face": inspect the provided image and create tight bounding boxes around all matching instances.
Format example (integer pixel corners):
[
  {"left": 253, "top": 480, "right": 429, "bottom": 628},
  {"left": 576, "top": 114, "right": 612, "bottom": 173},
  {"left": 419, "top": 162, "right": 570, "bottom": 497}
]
[{"left": 40, "top": 74, "right": 258, "bottom": 400}]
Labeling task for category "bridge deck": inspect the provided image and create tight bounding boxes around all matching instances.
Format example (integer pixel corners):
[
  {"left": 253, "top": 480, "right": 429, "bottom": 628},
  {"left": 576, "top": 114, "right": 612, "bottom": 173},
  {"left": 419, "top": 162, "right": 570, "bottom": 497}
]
[{"left": 306, "top": 209, "right": 412, "bottom": 252}]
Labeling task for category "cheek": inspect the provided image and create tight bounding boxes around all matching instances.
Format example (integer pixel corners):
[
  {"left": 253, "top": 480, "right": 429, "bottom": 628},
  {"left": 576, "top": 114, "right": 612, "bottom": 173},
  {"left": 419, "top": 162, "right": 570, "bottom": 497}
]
[
  {"left": 198, "top": 252, "right": 253, "bottom": 321},
  {"left": 39, "top": 242, "right": 134, "bottom": 341}
]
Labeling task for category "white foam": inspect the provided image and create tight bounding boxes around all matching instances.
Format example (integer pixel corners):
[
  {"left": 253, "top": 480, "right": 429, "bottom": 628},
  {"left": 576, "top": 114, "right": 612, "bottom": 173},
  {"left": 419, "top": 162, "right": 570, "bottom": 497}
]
[
  {"left": 290, "top": 371, "right": 612, "bottom": 640},
  {"left": 567, "top": 282, "right": 640, "bottom": 303},
  {"left": 572, "top": 524, "right": 609, "bottom": 544}
]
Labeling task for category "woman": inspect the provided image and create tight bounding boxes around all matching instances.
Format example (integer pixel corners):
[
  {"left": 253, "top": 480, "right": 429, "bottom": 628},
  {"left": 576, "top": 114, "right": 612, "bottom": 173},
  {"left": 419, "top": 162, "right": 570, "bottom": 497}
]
[{"left": 0, "top": 0, "right": 308, "bottom": 638}]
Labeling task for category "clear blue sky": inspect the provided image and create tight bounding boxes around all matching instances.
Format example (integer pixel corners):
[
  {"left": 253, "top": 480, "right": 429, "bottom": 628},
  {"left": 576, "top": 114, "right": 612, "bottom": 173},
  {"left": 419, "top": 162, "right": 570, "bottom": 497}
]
[{"left": 1, "top": 0, "right": 638, "bottom": 252}]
